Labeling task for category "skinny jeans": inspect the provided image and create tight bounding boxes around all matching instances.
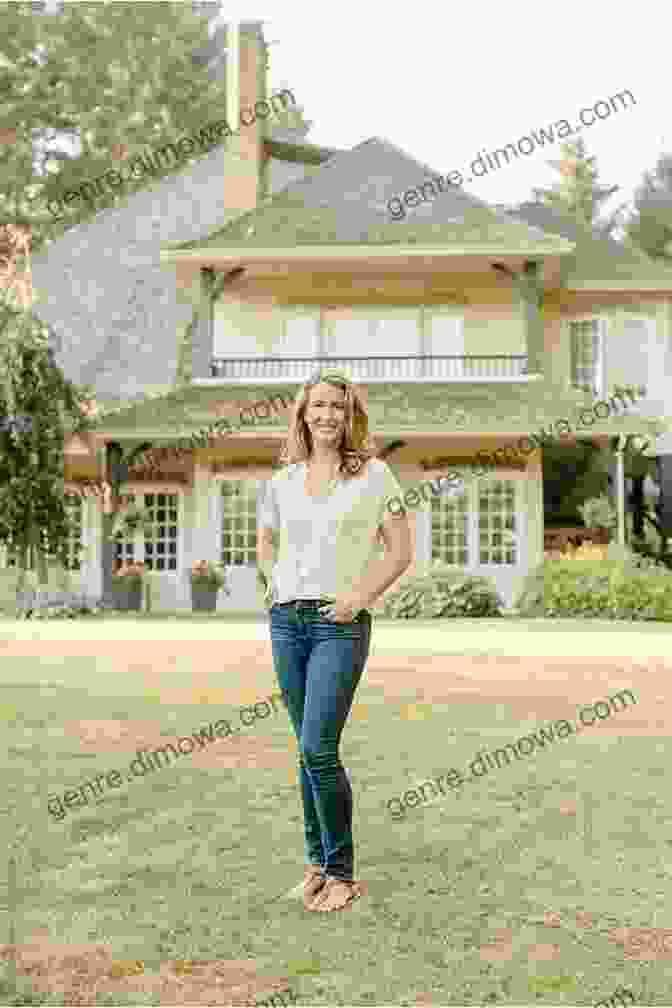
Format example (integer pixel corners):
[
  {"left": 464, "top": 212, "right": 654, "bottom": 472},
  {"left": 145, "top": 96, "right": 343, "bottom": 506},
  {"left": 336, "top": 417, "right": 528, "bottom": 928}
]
[{"left": 269, "top": 599, "right": 372, "bottom": 882}]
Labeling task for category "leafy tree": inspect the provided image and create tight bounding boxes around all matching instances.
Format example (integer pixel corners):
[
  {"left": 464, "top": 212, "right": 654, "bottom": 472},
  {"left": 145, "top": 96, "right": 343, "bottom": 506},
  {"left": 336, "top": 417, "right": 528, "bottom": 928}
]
[
  {"left": 0, "top": 224, "right": 98, "bottom": 591},
  {"left": 532, "top": 137, "right": 625, "bottom": 236},
  {"left": 624, "top": 152, "right": 672, "bottom": 263},
  {"left": 1, "top": 2, "right": 307, "bottom": 255}
]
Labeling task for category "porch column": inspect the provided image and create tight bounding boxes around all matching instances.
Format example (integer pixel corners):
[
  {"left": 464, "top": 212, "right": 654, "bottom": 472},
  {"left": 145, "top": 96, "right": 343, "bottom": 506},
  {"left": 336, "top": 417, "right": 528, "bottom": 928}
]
[
  {"left": 518, "top": 260, "right": 545, "bottom": 377},
  {"left": 81, "top": 494, "right": 103, "bottom": 599},
  {"left": 190, "top": 268, "right": 216, "bottom": 381},
  {"left": 614, "top": 437, "right": 626, "bottom": 546},
  {"left": 189, "top": 462, "right": 217, "bottom": 572}
]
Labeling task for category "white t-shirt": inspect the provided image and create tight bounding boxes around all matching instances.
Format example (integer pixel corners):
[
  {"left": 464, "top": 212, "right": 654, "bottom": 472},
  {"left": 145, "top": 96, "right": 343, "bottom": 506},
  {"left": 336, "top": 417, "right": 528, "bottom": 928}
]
[{"left": 258, "top": 458, "right": 405, "bottom": 610}]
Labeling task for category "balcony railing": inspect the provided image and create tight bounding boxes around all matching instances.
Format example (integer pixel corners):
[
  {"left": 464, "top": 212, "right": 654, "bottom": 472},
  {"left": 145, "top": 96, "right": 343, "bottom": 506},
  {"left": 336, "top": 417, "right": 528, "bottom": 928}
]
[{"left": 209, "top": 355, "right": 531, "bottom": 383}]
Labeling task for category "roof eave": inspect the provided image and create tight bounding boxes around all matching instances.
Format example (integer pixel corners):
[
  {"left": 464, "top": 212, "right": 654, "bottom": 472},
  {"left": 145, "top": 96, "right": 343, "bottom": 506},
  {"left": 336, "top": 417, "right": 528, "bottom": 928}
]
[{"left": 159, "top": 241, "right": 575, "bottom": 264}]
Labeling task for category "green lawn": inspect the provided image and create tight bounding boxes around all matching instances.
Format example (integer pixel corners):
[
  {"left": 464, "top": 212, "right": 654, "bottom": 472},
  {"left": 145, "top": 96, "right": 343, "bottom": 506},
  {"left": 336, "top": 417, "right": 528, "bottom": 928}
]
[{"left": 0, "top": 624, "right": 669, "bottom": 1005}]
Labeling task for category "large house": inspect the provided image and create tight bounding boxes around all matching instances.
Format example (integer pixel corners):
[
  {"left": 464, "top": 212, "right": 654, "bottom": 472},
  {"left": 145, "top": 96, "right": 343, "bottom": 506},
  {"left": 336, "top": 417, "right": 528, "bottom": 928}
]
[{"left": 5, "top": 20, "right": 672, "bottom": 613}]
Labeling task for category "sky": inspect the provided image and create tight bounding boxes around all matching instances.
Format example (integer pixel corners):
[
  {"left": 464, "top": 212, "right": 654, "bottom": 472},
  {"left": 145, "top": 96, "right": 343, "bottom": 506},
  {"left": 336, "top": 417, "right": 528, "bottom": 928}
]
[
  {"left": 227, "top": 0, "right": 670, "bottom": 221},
  {"left": 29, "top": 0, "right": 671, "bottom": 221}
]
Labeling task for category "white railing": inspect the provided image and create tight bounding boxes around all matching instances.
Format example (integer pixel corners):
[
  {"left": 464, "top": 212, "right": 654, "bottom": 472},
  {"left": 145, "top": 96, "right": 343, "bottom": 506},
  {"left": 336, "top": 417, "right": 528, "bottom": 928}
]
[{"left": 209, "top": 355, "right": 530, "bottom": 382}]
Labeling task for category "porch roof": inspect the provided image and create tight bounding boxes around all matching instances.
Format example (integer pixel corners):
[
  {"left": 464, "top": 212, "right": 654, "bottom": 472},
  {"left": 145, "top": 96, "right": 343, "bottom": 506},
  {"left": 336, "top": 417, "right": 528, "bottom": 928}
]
[{"left": 87, "top": 381, "right": 668, "bottom": 442}]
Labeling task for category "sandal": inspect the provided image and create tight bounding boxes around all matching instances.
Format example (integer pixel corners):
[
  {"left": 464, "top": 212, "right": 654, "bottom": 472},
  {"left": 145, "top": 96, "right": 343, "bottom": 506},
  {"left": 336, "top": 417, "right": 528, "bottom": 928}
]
[
  {"left": 306, "top": 876, "right": 363, "bottom": 913},
  {"left": 283, "top": 865, "right": 326, "bottom": 904}
]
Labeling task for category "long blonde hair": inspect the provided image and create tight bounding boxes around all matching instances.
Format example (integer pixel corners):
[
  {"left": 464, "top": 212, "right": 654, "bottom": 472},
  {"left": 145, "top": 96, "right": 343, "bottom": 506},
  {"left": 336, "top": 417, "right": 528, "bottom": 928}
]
[{"left": 278, "top": 368, "right": 376, "bottom": 478}]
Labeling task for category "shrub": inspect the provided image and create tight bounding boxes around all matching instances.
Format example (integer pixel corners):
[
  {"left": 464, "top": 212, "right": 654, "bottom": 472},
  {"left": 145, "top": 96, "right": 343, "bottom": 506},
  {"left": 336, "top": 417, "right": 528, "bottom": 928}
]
[
  {"left": 383, "top": 564, "right": 503, "bottom": 619},
  {"left": 577, "top": 494, "right": 617, "bottom": 530},
  {"left": 20, "top": 600, "right": 105, "bottom": 620},
  {"left": 516, "top": 542, "right": 672, "bottom": 620}
]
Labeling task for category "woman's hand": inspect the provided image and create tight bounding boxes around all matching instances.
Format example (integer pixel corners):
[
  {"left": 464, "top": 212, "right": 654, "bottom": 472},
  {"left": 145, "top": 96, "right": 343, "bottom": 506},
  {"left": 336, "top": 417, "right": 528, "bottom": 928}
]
[{"left": 318, "top": 594, "right": 369, "bottom": 623}]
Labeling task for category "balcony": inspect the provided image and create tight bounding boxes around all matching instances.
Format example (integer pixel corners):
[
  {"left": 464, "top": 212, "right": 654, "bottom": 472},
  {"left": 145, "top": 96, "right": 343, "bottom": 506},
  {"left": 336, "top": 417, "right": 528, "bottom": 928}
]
[{"left": 204, "top": 355, "right": 537, "bottom": 384}]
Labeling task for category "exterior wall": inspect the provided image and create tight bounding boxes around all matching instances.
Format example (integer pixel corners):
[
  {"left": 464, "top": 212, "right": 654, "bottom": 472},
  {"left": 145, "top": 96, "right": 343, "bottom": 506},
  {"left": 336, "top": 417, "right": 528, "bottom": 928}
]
[
  {"left": 599, "top": 302, "right": 658, "bottom": 396},
  {"left": 554, "top": 297, "right": 672, "bottom": 408},
  {"left": 598, "top": 300, "right": 672, "bottom": 420}
]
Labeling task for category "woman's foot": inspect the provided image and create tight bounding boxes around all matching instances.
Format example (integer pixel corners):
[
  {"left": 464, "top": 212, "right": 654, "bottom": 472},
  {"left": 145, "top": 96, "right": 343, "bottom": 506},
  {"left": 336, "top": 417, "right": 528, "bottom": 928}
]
[
  {"left": 283, "top": 865, "right": 325, "bottom": 902},
  {"left": 301, "top": 865, "right": 326, "bottom": 908},
  {"left": 306, "top": 876, "right": 363, "bottom": 912}
]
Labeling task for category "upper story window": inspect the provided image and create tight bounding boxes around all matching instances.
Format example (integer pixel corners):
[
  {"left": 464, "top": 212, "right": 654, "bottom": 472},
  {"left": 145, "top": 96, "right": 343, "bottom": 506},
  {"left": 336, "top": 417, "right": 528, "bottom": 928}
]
[
  {"left": 570, "top": 319, "right": 604, "bottom": 397},
  {"left": 214, "top": 304, "right": 465, "bottom": 358},
  {"left": 321, "top": 308, "right": 422, "bottom": 357}
]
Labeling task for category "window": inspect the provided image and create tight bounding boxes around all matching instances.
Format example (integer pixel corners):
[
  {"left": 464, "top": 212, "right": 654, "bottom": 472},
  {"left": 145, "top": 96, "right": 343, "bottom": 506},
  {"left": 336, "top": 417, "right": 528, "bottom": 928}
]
[
  {"left": 113, "top": 493, "right": 179, "bottom": 572},
  {"left": 425, "top": 310, "right": 465, "bottom": 376},
  {"left": 272, "top": 309, "right": 320, "bottom": 357},
  {"left": 570, "top": 319, "right": 604, "bottom": 396},
  {"left": 477, "top": 480, "right": 517, "bottom": 565},
  {"left": 213, "top": 300, "right": 265, "bottom": 359},
  {"left": 220, "top": 480, "right": 257, "bottom": 566},
  {"left": 431, "top": 483, "right": 468, "bottom": 565},
  {"left": 431, "top": 476, "right": 518, "bottom": 567},
  {"left": 0, "top": 493, "right": 83, "bottom": 571},
  {"left": 322, "top": 308, "right": 420, "bottom": 358}
]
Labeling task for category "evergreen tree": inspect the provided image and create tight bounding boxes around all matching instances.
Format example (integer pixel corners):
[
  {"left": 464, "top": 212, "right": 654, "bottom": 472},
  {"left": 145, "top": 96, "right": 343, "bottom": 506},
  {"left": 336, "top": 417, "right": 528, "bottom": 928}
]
[
  {"left": 624, "top": 151, "right": 672, "bottom": 263},
  {"left": 532, "top": 137, "right": 624, "bottom": 236}
]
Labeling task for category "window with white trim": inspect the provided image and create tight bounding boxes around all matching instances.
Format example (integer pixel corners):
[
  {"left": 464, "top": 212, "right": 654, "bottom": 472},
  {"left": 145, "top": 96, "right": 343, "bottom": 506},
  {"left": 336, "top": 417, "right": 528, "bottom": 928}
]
[
  {"left": 220, "top": 480, "right": 258, "bottom": 566},
  {"left": 431, "top": 476, "right": 518, "bottom": 567},
  {"left": 113, "top": 493, "right": 179, "bottom": 571},
  {"left": 477, "top": 479, "right": 517, "bottom": 565},
  {"left": 570, "top": 319, "right": 604, "bottom": 396},
  {"left": 430, "top": 483, "right": 468, "bottom": 565}
]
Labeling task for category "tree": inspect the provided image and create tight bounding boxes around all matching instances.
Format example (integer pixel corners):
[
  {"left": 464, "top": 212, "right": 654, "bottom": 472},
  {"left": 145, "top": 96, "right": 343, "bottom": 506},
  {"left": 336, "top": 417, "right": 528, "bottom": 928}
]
[
  {"left": 624, "top": 152, "right": 672, "bottom": 263},
  {"left": 1, "top": 2, "right": 308, "bottom": 256},
  {"left": 0, "top": 224, "right": 98, "bottom": 592},
  {"left": 532, "top": 137, "right": 625, "bottom": 236}
]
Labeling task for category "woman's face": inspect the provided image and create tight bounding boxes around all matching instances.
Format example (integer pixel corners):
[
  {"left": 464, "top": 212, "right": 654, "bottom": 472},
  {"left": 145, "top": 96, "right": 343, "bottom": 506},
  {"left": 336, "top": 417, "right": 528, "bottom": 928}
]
[{"left": 304, "top": 382, "right": 347, "bottom": 448}]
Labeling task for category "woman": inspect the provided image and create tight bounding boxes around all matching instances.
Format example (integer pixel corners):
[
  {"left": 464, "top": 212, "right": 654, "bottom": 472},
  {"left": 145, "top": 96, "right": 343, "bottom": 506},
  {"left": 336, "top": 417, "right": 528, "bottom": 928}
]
[{"left": 257, "top": 369, "right": 412, "bottom": 913}]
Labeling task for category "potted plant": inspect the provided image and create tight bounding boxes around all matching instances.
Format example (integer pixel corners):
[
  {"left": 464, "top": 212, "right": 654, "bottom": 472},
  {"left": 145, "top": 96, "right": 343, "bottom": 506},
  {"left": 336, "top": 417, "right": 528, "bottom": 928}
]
[
  {"left": 111, "top": 561, "right": 146, "bottom": 611},
  {"left": 577, "top": 495, "right": 617, "bottom": 544},
  {"left": 190, "top": 560, "right": 228, "bottom": 612}
]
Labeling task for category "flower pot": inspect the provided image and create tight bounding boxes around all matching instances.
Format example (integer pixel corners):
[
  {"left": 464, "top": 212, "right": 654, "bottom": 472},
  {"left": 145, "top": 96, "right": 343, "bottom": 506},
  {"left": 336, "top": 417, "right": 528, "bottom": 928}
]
[
  {"left": 191, "top": 584, "right": 219, "bottom": 612},
  {"left": 112, "top": 581, "right": 142, "bottom": 611}
]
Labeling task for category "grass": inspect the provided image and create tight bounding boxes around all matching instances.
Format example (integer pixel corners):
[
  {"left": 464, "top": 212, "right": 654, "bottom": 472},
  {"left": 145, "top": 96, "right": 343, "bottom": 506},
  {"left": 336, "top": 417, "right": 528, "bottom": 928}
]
[{"left": 0, "top": 623, "right": 670, "bottom": 1005}]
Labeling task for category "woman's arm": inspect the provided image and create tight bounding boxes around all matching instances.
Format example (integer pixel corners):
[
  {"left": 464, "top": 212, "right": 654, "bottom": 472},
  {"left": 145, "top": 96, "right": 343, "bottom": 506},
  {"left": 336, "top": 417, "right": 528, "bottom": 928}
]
[
  {"left": 321, "top": 510, "right": 412, "bottom": 621},
  {"left": 349, "top": 510, "right": 412, "bottom": 608},
  {"left": 256, "top": 525, "right": 276, "bottom": 592}
]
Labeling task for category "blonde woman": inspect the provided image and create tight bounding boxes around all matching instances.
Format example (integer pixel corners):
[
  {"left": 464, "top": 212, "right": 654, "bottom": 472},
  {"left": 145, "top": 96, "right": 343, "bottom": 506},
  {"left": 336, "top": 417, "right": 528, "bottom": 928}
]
[{"left": 257, "top": 369, "right": 412, "bottom": 913}]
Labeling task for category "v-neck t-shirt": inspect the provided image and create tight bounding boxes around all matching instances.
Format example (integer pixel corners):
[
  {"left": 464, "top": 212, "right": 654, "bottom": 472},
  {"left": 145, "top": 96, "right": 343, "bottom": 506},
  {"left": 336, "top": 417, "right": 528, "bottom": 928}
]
[{"left": 258, "top": 458, "right": 405, "bottom": 610}]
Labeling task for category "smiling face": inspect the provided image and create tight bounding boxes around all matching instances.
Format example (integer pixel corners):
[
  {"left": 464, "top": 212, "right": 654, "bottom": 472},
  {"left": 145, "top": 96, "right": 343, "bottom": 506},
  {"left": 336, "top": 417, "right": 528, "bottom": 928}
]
[{"left": 304, "top": 381, "right": 347, "bottom": 448}]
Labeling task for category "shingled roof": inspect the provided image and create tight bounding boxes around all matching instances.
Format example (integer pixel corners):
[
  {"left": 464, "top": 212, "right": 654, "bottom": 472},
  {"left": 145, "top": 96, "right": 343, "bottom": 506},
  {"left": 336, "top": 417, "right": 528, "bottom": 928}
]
[
  {"left": 29, "top": 129, "right": 328, "bottom": 412},
  {"left": 507, "top": 202, "right": 672, "bottom": 291},
  {"left": 171, "top": 138, "right": 574, "bottom": 254}
]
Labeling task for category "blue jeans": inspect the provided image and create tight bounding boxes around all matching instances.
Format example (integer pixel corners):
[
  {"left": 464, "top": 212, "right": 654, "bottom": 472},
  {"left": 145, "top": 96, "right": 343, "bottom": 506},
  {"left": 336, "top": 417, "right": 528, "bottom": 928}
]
[{"left": 269, "top": 600, "right": 372, "bottom": 882}]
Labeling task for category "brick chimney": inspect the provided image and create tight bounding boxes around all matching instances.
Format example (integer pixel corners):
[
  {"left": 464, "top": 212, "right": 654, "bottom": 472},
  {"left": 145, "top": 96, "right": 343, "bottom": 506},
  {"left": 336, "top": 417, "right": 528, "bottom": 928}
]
[{"left": 223, "top": 19, "right": 268, "bottom": 216}]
